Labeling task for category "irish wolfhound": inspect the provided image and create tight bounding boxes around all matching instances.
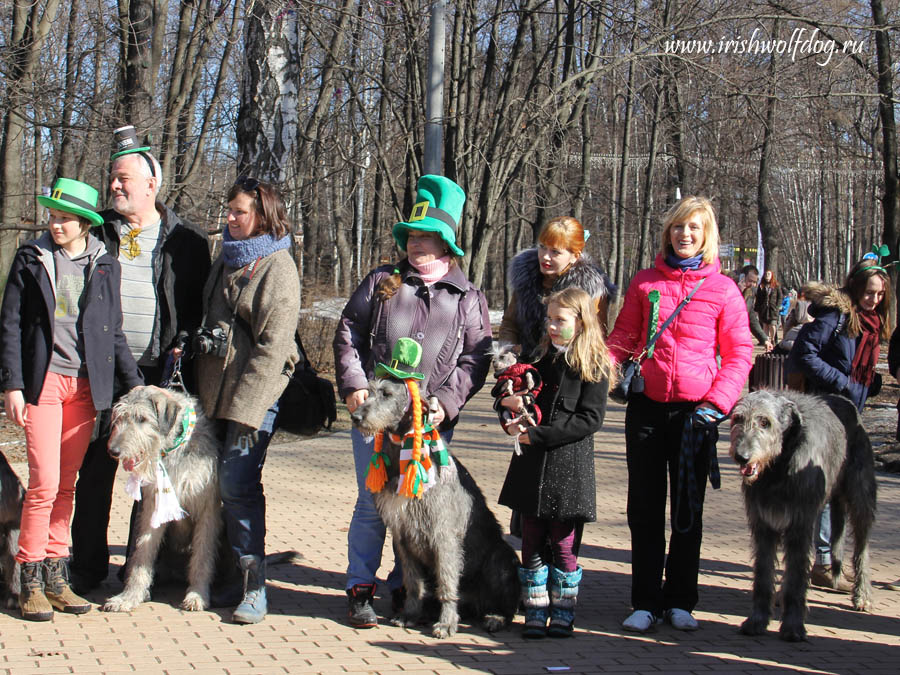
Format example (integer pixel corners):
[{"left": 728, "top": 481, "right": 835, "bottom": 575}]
[
  {"left": 0, "top": 450, "right": 24, "bottom": 607},
  {"left": 352, "top": 376, "right": 521, "bottom": 638},
  {"left": 102, "top": 386, "right": 221, "bottom": 613},
  {"left": 730, "top": 390, "right": 876, "bottom": 641}
]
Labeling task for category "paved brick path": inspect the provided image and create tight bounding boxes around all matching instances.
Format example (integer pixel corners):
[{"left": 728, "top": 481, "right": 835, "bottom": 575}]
[{"left": 2, "top": 389, "right": 899, "bottom": 674}]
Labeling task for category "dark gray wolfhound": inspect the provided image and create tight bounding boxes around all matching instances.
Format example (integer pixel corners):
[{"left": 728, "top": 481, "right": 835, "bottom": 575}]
[
  {"left": 351, "top": 376, "right": 521, "bottom": 638},
  {"left": 729, "top": 390, "right": 876, "bottom": 641},
  {"left": 0, "top": 450, "right": 24, "bottom": 607}
]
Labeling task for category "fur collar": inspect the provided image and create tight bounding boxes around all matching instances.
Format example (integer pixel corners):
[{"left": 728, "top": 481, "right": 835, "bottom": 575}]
[
  {"left": 803, "top": 281, "right": 853, "bottom": 315},
  {"left": 804, "top": 281, "right": 858, "bottom": 337},
  {"left": 507, "top": 248, "right": 616, "bottom": 361}
]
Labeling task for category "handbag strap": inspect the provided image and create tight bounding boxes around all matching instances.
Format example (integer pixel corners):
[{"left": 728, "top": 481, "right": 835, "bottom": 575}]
[{"left": 639, "top": 277, "right": 706, "bottom": 359}]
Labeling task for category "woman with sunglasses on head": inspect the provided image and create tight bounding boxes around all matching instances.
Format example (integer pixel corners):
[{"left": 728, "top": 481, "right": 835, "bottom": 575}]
[{"left": 194, "top": 177, "right": 300, "bottom": 624}]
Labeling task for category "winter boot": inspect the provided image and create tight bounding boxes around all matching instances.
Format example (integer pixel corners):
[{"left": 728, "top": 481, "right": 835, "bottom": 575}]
[
  {"left": 548, "top": 566, "right": 582, "bottom": 638},
  {"left": 19, "top": 561, "right": 53, "bottom": 621},
  {"left": 346, "top": 583, "right": 378, "bottom": 628},
  {"left": 518, "top": 566, "right": 550, "bottom": 639},
  {"left": 231, "top": 555, "right": 267, "bottom": 624},
  {"left": 43, "top": 558, "right": 91, "bottom": 614}
]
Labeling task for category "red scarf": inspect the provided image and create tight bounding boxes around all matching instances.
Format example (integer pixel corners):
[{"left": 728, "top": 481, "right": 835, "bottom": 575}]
[{"left": 851, "top": 310, "right": 882, "bottom": 386}]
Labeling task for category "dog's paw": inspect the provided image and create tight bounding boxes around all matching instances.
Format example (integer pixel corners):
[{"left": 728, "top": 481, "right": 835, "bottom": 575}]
[
  {"left": 181, "top": 591, "right": 208, "bottom": 612},
  {"left": 102, "top": 593, "right": 141, "bottom": 613},
  {"left": 481, "top": 613, "right": 508, "bottom": 633},
  {"left": 778, "top": 620, "right": 807, "bottom": 642},
  {"left": 390, "top": 613, "right": 413, "bottom": 628},
  {"left": 739, "top": 615, "right": 769, "bottom": 636},
  {"left": 852, "top": 590, "right": 874, "bottom": 612},
  {"left": 432, "top": 617, "right": 458, "bottom": 639}
]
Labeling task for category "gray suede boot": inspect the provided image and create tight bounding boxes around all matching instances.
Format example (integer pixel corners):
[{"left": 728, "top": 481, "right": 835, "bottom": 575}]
[{"left": 232, "top": 555, "right": 267, "bottom": 624}]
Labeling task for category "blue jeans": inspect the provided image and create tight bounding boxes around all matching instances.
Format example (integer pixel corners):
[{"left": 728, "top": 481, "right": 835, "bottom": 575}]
[
  {"left": 815, "top": 503, "right": 831, "bottom": 566},
  {"left": 220, "top": 401, "right": 279, "bottom": 564},
  {"left": 346, "top": 426, "right": 453, "bottom": 591}
]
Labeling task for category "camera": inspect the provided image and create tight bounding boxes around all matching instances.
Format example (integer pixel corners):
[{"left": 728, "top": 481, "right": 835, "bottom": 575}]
[{"left": 192, "top": 326, "right": 228, "bottom": 357}]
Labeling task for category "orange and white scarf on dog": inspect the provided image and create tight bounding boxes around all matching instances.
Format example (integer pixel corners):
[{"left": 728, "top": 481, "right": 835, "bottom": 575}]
[{"left": 365, "top": 379, "right": 449, "bottom": 499}]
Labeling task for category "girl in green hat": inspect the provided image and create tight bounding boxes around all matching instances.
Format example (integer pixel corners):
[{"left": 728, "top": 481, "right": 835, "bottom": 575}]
[{"left": 0, "top": 178, "right": 143, "bottom": 621}]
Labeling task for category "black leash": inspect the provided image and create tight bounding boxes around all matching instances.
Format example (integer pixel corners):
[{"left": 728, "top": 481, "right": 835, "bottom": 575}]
[{"left": 673, "top": 407, "right": 728, "bottom": 535}]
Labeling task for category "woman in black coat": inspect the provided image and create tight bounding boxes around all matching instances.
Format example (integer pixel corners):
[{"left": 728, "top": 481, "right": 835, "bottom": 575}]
[{"left": 755, "top": 269, "right": 783, "bottom": 342}]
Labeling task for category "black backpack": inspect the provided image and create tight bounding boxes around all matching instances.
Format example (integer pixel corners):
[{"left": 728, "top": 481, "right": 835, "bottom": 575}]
[{"left": 277, "top": 334, "right": 337, "bottom": 435}]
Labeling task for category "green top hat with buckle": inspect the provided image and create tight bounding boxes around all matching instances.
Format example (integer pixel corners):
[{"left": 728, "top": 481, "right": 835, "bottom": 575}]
[
  {"left": 393, "top": 175, "right": 466, "bottom": 257},
  {"left": 37, "top": 178, "right": 104, "bottom": 227},
  {"left": 375, "top": 337, "right": 426, "bottom": 381},
  {"left": 111, "top": 125, "right": 152, "bottom": 159}
]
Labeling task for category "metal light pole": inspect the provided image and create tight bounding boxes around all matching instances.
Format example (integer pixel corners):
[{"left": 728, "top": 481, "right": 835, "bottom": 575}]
[{"left": 423, "top": 1, "right": 445, "bottom": 176}]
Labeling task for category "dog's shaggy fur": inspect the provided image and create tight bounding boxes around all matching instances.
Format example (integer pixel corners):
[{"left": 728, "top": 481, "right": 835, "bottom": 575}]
[
  {"left": 0, "top": 450, "right": 24, "bottom": 607},
  {"left": 352, "top": 376, "right": 521, "bottom": 638},
  {"left": 730, "top": 390, "right": 876, "bottom": 641},
  {"left": 102, "top": 386, "right": 222, "bottom": 613}
]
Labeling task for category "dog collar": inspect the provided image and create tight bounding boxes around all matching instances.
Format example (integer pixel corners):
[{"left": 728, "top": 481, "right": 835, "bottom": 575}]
[{"left": 162, "top": 404, "right": 197, "bottom": 457}]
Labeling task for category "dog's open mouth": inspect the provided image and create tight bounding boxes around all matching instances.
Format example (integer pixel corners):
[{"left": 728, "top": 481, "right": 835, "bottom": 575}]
[{"left": 740, "top": 462, "right": 759, "bottom": 480}]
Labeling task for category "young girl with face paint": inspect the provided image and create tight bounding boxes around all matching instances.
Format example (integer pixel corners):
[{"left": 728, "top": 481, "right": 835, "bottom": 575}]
[{"left": 497, "top": 287, "right": 614, "bottom": 639}]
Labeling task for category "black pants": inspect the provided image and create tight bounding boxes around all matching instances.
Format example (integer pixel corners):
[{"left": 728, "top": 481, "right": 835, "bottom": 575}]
[
  {"left": 625, "top": 393, "right": 709, "bottom": 616},
  {"left": 70, "top": 366, "right": 162, "bottom": 585}
]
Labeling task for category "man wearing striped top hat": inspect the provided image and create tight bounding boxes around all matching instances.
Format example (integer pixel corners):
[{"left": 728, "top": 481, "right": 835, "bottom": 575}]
[{"left": 69, "top": 125, "right": 211, "bottom": 594}]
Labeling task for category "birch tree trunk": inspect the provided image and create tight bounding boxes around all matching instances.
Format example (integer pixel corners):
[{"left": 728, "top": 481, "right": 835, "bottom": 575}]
[{"left": 757, "top": 26, "right": 778, "bottom": 277}]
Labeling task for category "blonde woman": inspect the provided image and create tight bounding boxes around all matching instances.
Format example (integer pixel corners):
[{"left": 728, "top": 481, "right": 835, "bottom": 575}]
[{"left": 607, "top": 196, "right": 753, "bottom": 632}]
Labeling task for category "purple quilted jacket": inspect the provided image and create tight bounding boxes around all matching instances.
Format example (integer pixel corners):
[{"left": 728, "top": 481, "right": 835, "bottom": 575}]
[{"left": 333, "top": 260, "right": 492, "bottom": 425}]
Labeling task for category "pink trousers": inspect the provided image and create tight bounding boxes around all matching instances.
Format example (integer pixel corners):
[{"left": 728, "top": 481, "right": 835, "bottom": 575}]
[{"left": 16, "top": 372, "right": 96, "bottom": 564}]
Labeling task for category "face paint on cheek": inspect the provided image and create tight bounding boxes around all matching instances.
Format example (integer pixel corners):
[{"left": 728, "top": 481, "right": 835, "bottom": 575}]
[{"left": 560, "top": 325, "right": 575, "bottom": 341}]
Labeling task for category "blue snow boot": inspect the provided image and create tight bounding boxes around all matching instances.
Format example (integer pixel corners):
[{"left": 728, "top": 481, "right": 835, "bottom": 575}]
[
  {"left": 518, "top": 566, "right": 550, "bottom": 639},
  {"left": 548, "top": 566, "right": 582, "bottom": 638}
]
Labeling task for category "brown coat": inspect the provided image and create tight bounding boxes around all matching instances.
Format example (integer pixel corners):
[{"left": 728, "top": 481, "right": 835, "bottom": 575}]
[{"left": 196, "top": 249, "right": 300, "bottom": 428}]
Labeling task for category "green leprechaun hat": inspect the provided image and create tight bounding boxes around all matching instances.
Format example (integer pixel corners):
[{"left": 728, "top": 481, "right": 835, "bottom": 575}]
[
  {"left": 375, "top": 337, "right": 426, "bottom": 381},
  {"left": 111, "top": 125, "right": 152, "bottom": 159},
  {"left": 392, "top": 175, "right": 466, "bottom": 257},
  {"left": 37, "top": 178, "right": 104, "bottom": 227}
]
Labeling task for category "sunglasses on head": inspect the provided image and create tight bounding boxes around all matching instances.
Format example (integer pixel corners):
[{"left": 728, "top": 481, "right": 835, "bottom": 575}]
[{"left": 234, "top": 176, "right": 260, "bottom": 194}]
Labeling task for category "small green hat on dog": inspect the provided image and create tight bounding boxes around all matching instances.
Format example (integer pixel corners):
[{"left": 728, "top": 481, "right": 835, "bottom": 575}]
[
  {"left": 37, "top": 178, "right": 104, "bottom": 227},
  {"left": 375, "top": 337, "right": 425, "bottom": 381},
  {"left": 393, "top": 175, "right": 466, "bottom": 257}
]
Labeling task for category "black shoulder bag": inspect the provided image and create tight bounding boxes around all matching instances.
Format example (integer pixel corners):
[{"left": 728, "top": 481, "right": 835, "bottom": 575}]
[{"left": 610, "top": 278, "right": 706, "bottom": 404}]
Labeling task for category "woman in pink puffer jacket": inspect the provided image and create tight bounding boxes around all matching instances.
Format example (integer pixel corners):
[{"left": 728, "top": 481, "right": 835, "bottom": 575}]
[{"left": 607, "top": 196, "right": 753, "bottom": 634}]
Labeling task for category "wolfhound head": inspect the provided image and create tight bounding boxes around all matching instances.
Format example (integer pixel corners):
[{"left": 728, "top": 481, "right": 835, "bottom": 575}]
[
  {"left": 108, "top": 386, "right": 197, "bottom": 482},
  {"left": 350, "top": 377, "right": 414, "bottom": 438},
  {"left": 729, "top": 390, "right": 801, "bottom": 484}
]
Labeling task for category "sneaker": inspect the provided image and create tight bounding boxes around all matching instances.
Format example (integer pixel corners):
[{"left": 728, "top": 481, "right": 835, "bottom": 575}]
[
  {"left": 622, "top": 610, "right": 660, "bottom": 633},
  {"left": 347, "top": 583, "right": 377, "bottom": 628},
  {"left": 665, "top": 608, "right": 698, "bottom": 631},
  {"left": 883, "top": 578, "right": 900, "bottom": 591},
  {"left": 810, "top": 563, "right": 853, "bottom": 593}
]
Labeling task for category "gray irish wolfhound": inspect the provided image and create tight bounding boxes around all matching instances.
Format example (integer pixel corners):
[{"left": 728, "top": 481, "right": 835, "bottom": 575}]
[
  {"left": 102, "top": 386, "right": 221, "bottom": 613},
  {"left": 351, "top": 376, "right": 521, "bottom": 638},
  {"left": 729, "top": 389, "right": 876, "bottom": 641},
  {"left": 0, "top": 450, "right": 24, "bottom": 607}
]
